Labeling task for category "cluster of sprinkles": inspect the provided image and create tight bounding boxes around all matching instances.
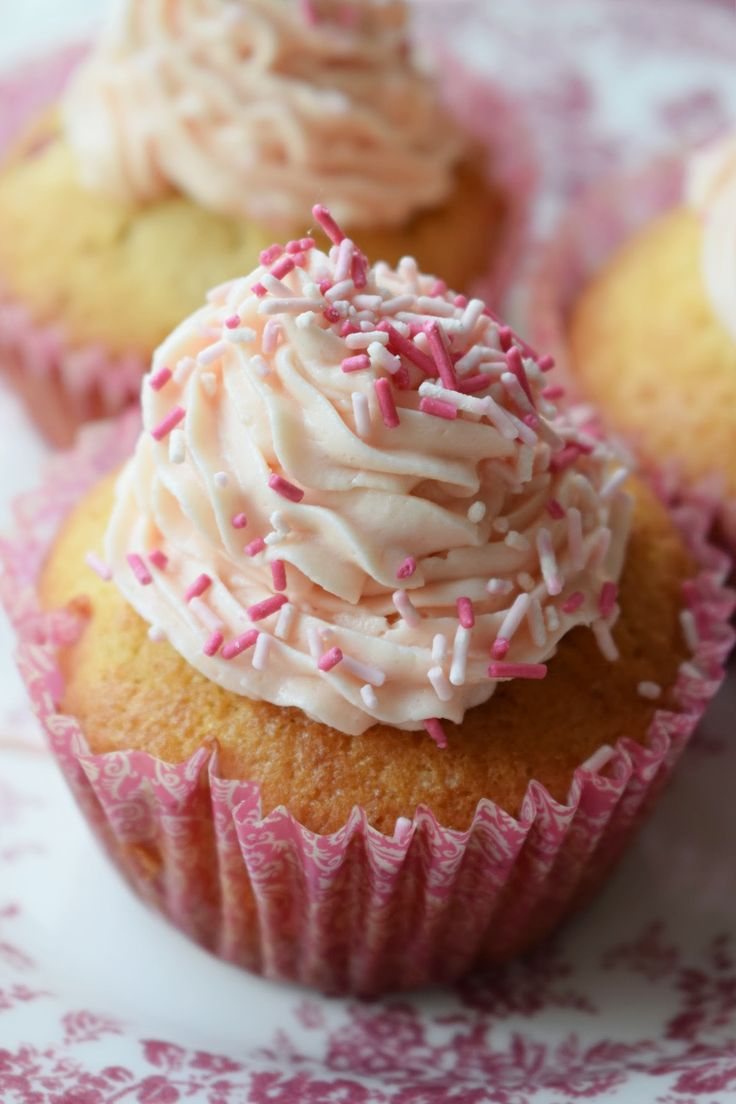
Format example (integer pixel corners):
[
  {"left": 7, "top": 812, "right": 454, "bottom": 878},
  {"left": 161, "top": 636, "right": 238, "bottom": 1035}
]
[{"left": 90, "top": 206, "right": 690, "bottom": 747}]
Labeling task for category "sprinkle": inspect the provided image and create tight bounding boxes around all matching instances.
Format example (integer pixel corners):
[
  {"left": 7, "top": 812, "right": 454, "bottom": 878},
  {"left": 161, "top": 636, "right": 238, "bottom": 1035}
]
[
  {"left": 490, "top": 637, "right": 510, "bottom": 659},
  {"left": 432, "top": 633, "right": 448, "bottom": 663},
  {"left": 319, "top": 646, "right": 344, "bottom": 673},
  {"left": 508, "top": 413, "right": 538, "bottom": 446},
  {"left": 423, "top": 718, "right": 448, "bottom": 749},
  {"left": 274, "top": 602, "right": 296, "bottom": 640},
  {"left": 197, "top": 341, "right": 228, "bottom": 367},
  {"left": 151, "top": 406, "right": 185, "bottom": 441},
  {"left": 271, "top": 560, "right": 287, "bottom": 591},
  {"left": 185, "top": 574, "right": 212, "bottom": 602},
  {"left": 598, "top": 581, "right": 618, "bottom": 619},
  {"left": 245, "top": 537, "right": 266, "bottom": 557},
  {"left": 457, "top": 373, "right": 494, "bottom": 395},
  {"left": 419, "top": 396, "right": 456, "bottom": 421},
  {"left": 375, "top": 378, "right": 400, "bottom": 428},
  {"left": 361, "top": 684, "right": 379, "bottom": 710},
  {"left": 221, "top": 630, "right": 259, "bottom": 660},
  {"left": 203, "top": 631, "right": 224, "bottom": 657},
  {"left": 588, "top": 527, "right": 612, "bottom": 569},
  {"left": 567, "top": 508, "right": 584, "bottom": 571},
  {"left": 368, "top": 341, "right": 401, "bottom": 375},
  {"left": 468, "top": 502, "right": 486, "bottom": 523},
  {"left": 262, "top": 319, "right": 282, "bottom": 355},
  {"left": 214, "top": 471, "right": 228, "bottom": 489},
  {"left": 248, "top": 594, "right": 288, "bottom": 622},
  {"left": 149, "top": 549, "right": 168, "bottom": 571},
  {"left": 483, "top": 395, "right": 518, "bottom": 439},
  {"left": 323, "top": 307, "right": 341, "bottom": 324},
  {"left": 342, "top": 655, "right": 386, "bottom": 686},
  {"left": 505, "top": 530, "right": 530, "bottom": 552},
  {"left": 680, "top": 609, "right": 699, "bottom": 652},
  {"left": 325, "top": 279, "right": 355, "bottom": 303},
  {"left": 262, "top": 272, "right": 294, "bottom": 298},
  {"left": 449, "top": 625, "right": 471, "bottom": 686},
  {"left": 542, "top": 385, "right": 565, "bottom": 401},
  {"left": 296, "top": 311, "right": 317, "bottom": 329},
  {"left": 502, "top": 371, "right": 534, "bottom": 415},
  {"left": 169, "top": 429, "right": 185, "bottom": 464},
  {"left": 562, "top": 592, "right": 585, "bottom": 615},
  {"left": 352, "top": 392, "right": 371, "bottom": 438},
  {"left": 224, "top": 314, "right": 241, "bottom": 330},
  {"left": 392, "top": 589, "right": 421, "bottom": 627},
  {"left": 332, "top": 238, "right": 355, "bottom": 283},
  {"left": 498, "top": 326, "right": 513, "bottom": 352},
  {"left": 352, "top": 250, "right": 369, "bottom": 289},
  {"left": 259, "top": 297, "right": 324, "bottom": 316},
  {"left": 592, "top": 619, "right": 619, "bottom": 661},
  {"left": 496, "top": 593, "right": 531, "bottom": 642},
  {"left": 148, "top": 626, "right": 166, "bottom": 643},
  {"left": 536, "top": 528, "right": 563, "bottom": 596},
  {"left": 270, "top": 255, "right": 295, "bottom": 281},
  {"left": 85, "top": 552, "right": 111, "bottom": 581},
  {"left": 268, "top": 474, "right": 304, "bottom": 503},
  {"left": 307, "top": 625, "right": 323, "bottom": 659},
  {"left": 260, "top": 244, "right": 284, "bottom": 265},
  {"left": 456, "top": 596, "right": 475, "bottom": 628},
  {"left": 312, "top": 204, "right": 346, "bottom": 245},
  {"left": 538, "top": 354, "right": 555, "bottom": 372},
  {"left": 600, "top": 467, "right": 630, "bottom": 499},
  {"left": 517, "top": 572, "right": 535, "bottom": 592},
  {"left": 638, "top": 681, "right": 662, "bottom": 700},
  {"left": 489, "top": 662, "right": 547, "bottom": 680},
  {"left": 346, "top": 330, "right": 389, "bottom": 350},
  {"left": 505, "top": 346, "right": 535, "bottom": 406},
  {"left": 546, "top": 499, "right": 565, "bottom": 520},
  {"left": 549, "top": 445, "right": 581, "bottom": 473},
  {"left": 428, "top": 666, "right": 453, "bottom": 701},
  {"left": 149, "top": 366, "right": 172, "bottom": 390},
  {"left": 200, "top": 372, "right": 218, "bottom": 396},
  {"left": 380, "top": 295, "right": 415, "bottom": 314},
  {"left": 378, "top": 321, "right": 435, "bottom": 375},
  {"left": 396, "top": 556, "right": 418, "bottom": 582},
  {"left": 127, "top": 554, "right": 152, "bottom": 586},
  {"left": 231, "top": 513, "right": 248, "bottom": 530},
  {"left": 252, "top": 283, "right": 267, "bottom": 297},
  {"left": 545, "top": 605, "right": 560, "bottom": 632},
  {"left": 527, "top": 598, "right": 546, "bottom": 647},
  {"left": 460, "top": 298, "right": 486, "bottom": 334},
  {"left": 190, "top": 597, "right": 223, "bottom": 632},
  {"left": 342, "top": 354, "right": 370, "bottom": 373},
  {"left": 486, "top": 577, "right": 514, "bottom": 596},
  {"left": 425, "top": 321, "right": 457, "bottom": 390},
  {"left": 252, "top": 634, "right": 272, "bottom": 670}
]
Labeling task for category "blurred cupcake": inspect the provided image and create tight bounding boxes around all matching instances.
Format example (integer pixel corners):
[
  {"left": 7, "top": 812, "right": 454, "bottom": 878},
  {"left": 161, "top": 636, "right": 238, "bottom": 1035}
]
[
  {"left": 0, "top": 0, "right": 522, "bottom": 446},
  {"left": 4, "top": 211, "right": 731, "bottom": 994}
]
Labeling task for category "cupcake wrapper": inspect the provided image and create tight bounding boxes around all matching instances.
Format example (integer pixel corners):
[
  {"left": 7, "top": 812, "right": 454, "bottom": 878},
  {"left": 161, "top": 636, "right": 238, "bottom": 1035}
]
[
  {"left": 0, "top": 44, "right": 535, "bottom": 448},
  {"left": 1, "top": 414, "right": 733, "bottom": 995}
]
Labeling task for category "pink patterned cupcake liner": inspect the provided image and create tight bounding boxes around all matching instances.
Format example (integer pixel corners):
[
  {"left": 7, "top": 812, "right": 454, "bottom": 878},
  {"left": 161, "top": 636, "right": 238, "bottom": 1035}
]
[
  {"left": 0, "top": 43, "right": 535, "bottom": 448},
  {"left": 0, "top": 413, "right": 733, "bottom": 995}
]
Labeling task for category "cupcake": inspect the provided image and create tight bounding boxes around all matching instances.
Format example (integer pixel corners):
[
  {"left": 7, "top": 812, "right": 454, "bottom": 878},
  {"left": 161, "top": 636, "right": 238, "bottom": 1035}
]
[
  {"left": 5, "top": 211, "right": 732, "bottom": 994},
  {"left": 548, "top": 137, "right": 736, "bottom": 535},
  {"left": 0, "top": 0, "right": 518, "bottom": 446}
]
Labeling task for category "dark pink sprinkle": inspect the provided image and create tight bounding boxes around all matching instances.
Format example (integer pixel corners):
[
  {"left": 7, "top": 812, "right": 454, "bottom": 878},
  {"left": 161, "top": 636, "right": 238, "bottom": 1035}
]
[
  {"left": 375, "top": 378, "right": 400, "bottom": 428},
  {"left": 546, "top": 499, "right": 565, "bottom": 520},
  {"left": 342, "top": 354, "right": 370, "bottom": 373},
  {"left": 185, "top": 573, "right": 212, "bottom": 602},
  {"left": 318, "top": 646, "right": 344, "bottom": 673},
  {"left": 378, "top": 322, "right": 435, "bottom": 376},
  {"left": 271, "top": 256, "right": 295, "bottom": 280},
  {"left": 420, "top": 396, "right": 457, "bottom": 421},
  {"left": 599, "top": 581, "right": 618, "bottom": 619},
  {"left": 562, "top": 592, "right": 585, "bottom": 614},
  {"left": 323, "top": 307, "right": 341, "bottom": 324},
  {"left": 457, "top": 373, "right": 493, "bottom": 394},
  {"left": 506, "top": 346, "right": 534, "bottom": 406},
  {"left": 149, "top": 366, "right": 172, "bottom": 391},
  {"left": 549, "top": 445, "right": 581, "bottom": 473},
  {"left": 312, "top": 204, "right": 346, "bottom": 245},
  {"left": 203, "top": 630, "right": 224, "bottom": 657},
  {"left": 127, "top": 553, "right": 152, "bottom": 586},
  {"left": 268, "top": 474, "right": 304, "bottom": 502},
  {"left": 425, "top": 321, "right": 458, "bottom": 390},
  {"left": 523, "top": 413, "right": 540, "bottom": 429},
  {"left": 151, "top": 405, "right": 185, "bottom": 441},
  {"left": 245, "top": 537, "right": 266, "bottom": 556},
  {"left": 457, "top": 596, "right": 475, "bottom": 628},
  {"left": 231, "top": 513, "right": 248, "bottom": 529},
  {"left": 394, "top": 364, "right": 411, "bottom": 390},
  {"left": 252, "top": 283, "right": 267, "bottom": 298},
  {"left": 429, "top": 279, "right": 447, "bottom": 297},
  {"left": 423, "top": 718, "right": 448, "bottom": 749},
  {"left": 538, "top": 354, "right": 556, "bottom": 372},
  {"left": 260, "top": 244, "right": 283, "bottom": 266},
  {"left": 271, "top": 559, "right": 287, "bottom": 592},
  {"left": 542, "top": 385, "right": 565, "bottom": 400},
  {"left": 351, "top": 250, "right": 369, "bottom": 289},
  {"left": 340, "top": 321, "right": 359, "bottom": 337},
  {"left": 298, "top": 237, "right": 316, "bottom": 252},
  {"left": 488, "top": 662, "right": 548, "bottom": 680},
  {"left": 396, "top": 556, "right": 417, "bottom": 580},
  {"left": 490, "top": 637, "right": 509, "bottom": 660},
  {"left": 248, "top": 594, "right": 288, "bottom": 622},
  {"left": 222, "top": 630, "right": 259, "bottom": 660},
  {"left": 149, "top": 549, "right": 168, "bottom": 570},
  {"left": 320, "top": 280, "right": 334, "bottom": 295},
  {"left": 291, "top": 252, "right": 306, "bottom": 267},
  {"left": 576, "top": 439, "right": 595, "bottom": 455},
  {"left": 224, "top": 314, "right": 241, "bottom": 329},
  {"left": 498, "top": 326, "right": 513, "bottom": 352},
  {"left": 284, "top": 240, "right": 301, "bottom": 254},
  {"left": 454, "top": 294, "right": 469, "bottom": 308}
]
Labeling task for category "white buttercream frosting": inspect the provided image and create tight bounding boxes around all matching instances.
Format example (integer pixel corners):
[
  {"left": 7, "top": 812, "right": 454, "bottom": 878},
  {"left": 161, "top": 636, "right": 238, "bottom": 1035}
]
[{"left": 686, "top": 134, "right": 736, "bottom": 342}]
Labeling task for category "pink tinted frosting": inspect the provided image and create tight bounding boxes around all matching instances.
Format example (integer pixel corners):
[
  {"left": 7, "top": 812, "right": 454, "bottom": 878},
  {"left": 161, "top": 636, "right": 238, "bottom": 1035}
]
[
  {"left": 686, "top": 134, "right": 736, "bottom": 342},
  {"left": 104, "top": 210, "right": 631, "bottom": 737},
  {"left": 62, "top": 0, "right": 461, "bottom": 228}
]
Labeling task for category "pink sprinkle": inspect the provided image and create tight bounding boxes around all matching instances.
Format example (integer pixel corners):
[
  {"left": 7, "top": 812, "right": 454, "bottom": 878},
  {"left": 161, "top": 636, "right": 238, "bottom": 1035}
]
[
  {"left": 149, "top": 549, "right": 168, "bottom": 570},
  {"left": 538, "top": 354, "right": 555, "bottom": 372},
  {"left": 260, "top": 244, "right": 283, "bottom": 266},
  {"left": 271, "top": 256, "right": 295, "bottom": 280},
  {"left": 232, "top": 513, "right": 248, "bottom": 529},
  {"left": 546, "top": 499, "right": 566, "bottom": 520},
  {"left": 291, "top": 237, "right": 315, "bottom": 253},
  {"left": 375, "top": 378, "right": 400, "bottom": 428},
  {"left": 396, "top": 557, "right": 417, "bottom": 580},
  {"left": 342, "top": 354, "right": 370, "bottom": 373},
  {"left": 599, "top": 581, "right": 618, "bottom": 619},
  {"left": 203, "top": 631, "right": 224, "bottom": 657},
  {"left": 425, "top": 321, "right": 458, "bottom": 390},
  {"left": 394, "top": 364, "right": 411, "bottom": 390},
  {"left": 185, "top": 573, "right": 211, "bottom": 602},
  {"left": 340, "top": 321, "right": 359, "bottom": 337},
  {"left": 323, "top": 307, "right": 341, "bottom": 324},
  {"left": 291, "top": 253, "right": 306, "bottom": 267},
  {"left": 457, "top": 373, "right": 493, "bottom": 394},
  {"left": 549, "top": 445, "right": 581, "bottom": 473},
  {"left": 488, "top": 662, "right": 548, "bottom": 680},
  {"left": 523, "top": 413, "right": 540, "bottom": 429},
  {"left": 452, "top": 597, "right": 473, "bottom": 630},
  {"left": 429, "top": 279, "right": 447, "bottom": 297},
  {"left": 252, "top": 283, "right": 267, "bottom": 298},
  {"left": 271, "top": 560, "right": 287, "bottom": 592},
  {"left": 321, "top": 280, "right": 335, "bottom": 296},
  {"left": 262, "top": 318, "right": 281, "bottom": 354},
  {"left": 562, "top": 592, "right": 585, "bottom": 614},
  {"left": 268, "top": 474, "right": 305, "bottom": 503},
  {"left": 224, "top": 314, "right": 241, "bottom": 329},
  {"left": 454, "top": 294, "right": 469, "bottom": 308},
  {"left": 245, "top": 537, "right": 266, "bottom": 557},
  {"left": 248, "top": 594, "right": 288, "bottom": 622},
  {"left": 542, "top": 385, "right": 565, "bottom": 400},
  {"left": 506, "top": 346, "right": 534, "bottom": 407},
  {"left": 312, "top": 204, "right": 346, "bottom": 245},
  {"left": 149, "top": 366, "right": 172, "bottom": 391},
  {"left": 222, "top": 630, "right": 259, "bottom": 660},
  {"left": 423, "top": 718, "right": 448, "bottom": 750},
  {"left": 318, "top": 646, "right": 344, "bottom": 673},
  {"left": 498, "top": 326, "right": 513, "bottom": 352},
  {"left": 352, "top": 250, "right": 369, "bottom": 289},
  {"left": 85, "top": 552, "right": 111, "bottom": 581},
  {"left": 300, "top": 0, "right": 319, "bottom": 24},
  {"left": 127, "top": 554, "right": 152, "bottom": 586},
  {"left": 491, "top": 637, "right": 509, "bottom": 660},
  {"left": 151, "top": 406, "right": 185, "bottom": 441},
  {"left": 420, "top": 396, "right": 457, "bottom": 421},
  {"left": 378, "top": 322, "right": 435, "bottom": 375}
]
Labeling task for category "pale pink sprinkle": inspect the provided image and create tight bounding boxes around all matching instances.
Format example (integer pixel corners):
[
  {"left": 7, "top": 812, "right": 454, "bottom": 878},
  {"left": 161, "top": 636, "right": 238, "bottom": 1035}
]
[
  {"left": 592, "top": 619, "right": 619, "bottom": 662},
  {"left": 203, "top": 630, "right": 224, "bottom": 657},
  {"left": 224, "top": 314, "right": 241, "bottom": 330},
  {"left": 375, "top": 378, "right": 400, "bottom": 428},
  {"left": 222, "top": 630, "right": 259, "bottom": 660},
  {"left": 271, "top": 256, "right": 295, "bottom": 281},
  {"left": 393, "top": 816, "right": 412, "bottom": 843},
  {"left": 454, "top": 294, "right": 469, "bottom": 308},
  {"left": 546, "top": 499, "right": 565, "bottom": 520},
  {"left": 127, "top": 554, "right": 152, "bottom": 586},
  {"left": 352, "top": 250, "right": 369, "bottom": 289},
  {"left": 425, "top": 321, "right": 457, "bottom": 390},
  {"left": 312, "top": 203, "right": 345, "bottom": 245},
  {"left": 549, "top": 445, "right": 581, "bottom": 473},
  {"left": 185, "top": 573, "right": 211, "bottom": 602},
  {"left": 420, "top": 396, "right": 457, "bottom": 421},
  {"left": 149, "top": 366, "right": 172, "bottom": 391},
  {"left": 538, "top": 354, "right": 555, "bottom": 372},
  {"left": 490, "top": 637, "right": 509, "bottom": 660},
  {"left": 149, "top": 549, "right": 168, "bottom": 571},
  {"left": 190, "top": 597, "right": 223, "bottom": 633},
  {"left": 232, "top": 513, "right": 248, "bottom": 529},
  {"left": 318, "top": 646, "right": 344, "bottom": 673},
  {"left": 598, "top": 581, "right": 618, "bottom": 619},
  {"left": 245, "top": 537, "right": 266, "bottom": 557},
  {"left": 429, "top": 279, "right": 448, "bottom": 297},
  {"left": 260, "top": 244, "right": 283, "bottom": 266},
  {"left": 562, "top": 591, "right": 585, "bottom": 614},
  {"left": 488, "top": 661, "right": 547, "bottom": 680},
  {"left": 271, "top": 560, "right": 287, "bottom": 592},
  {"left": 392, "top": 589, "right": 421, "bottom": 627},
  {"left": 151, "top": 406, "right": 185, "bottom": 441},
  {"left": 536, "top": 528, "right": 562, "bottom": 596},
  {"left": 268, "top": 474, "right": 304, "bottom": 503},
  {"left": 340, "top": 654, "right": 386, "bottom": 687},
  {"left": 588, "top": 527, "right": 612, "bottom": 569},
  {"left": 342, "top": 354, "right": 370, "bottom": 373},
  {"left": 423, "top": 718, "right": 448, "bottom": 750},
  {"left": 85, "top": 552, "right": 111, "bottom": 581},
  {"left": 333, "top": 238, "right": 355, "bottom": 283},
  {"left": 261, "top": 318, "right": 282, "bottom": 355},
  {"left": 396, "top": 557, "right": 417, "bottom": 580},
  {"left": 523, "top": 413, "right": 540, "bottom": 430},
  {"left": 542, "top": 385, "right": 565, "bottom": 400},
  {"left": 248, "top": 594, "right": 288, "bottom": 622},
  {"left": 456, "top": 596, "right": 474, "bottom": 628},
  {"left": 290, "top": 237, "right": 315, "bottom": 253},
  {"left": 505, "top": 346, "right": 534, "bottom": 406}
]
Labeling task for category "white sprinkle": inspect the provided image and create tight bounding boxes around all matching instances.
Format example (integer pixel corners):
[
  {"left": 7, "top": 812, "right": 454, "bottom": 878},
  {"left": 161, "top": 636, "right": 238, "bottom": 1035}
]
[
  {"left": 432, "top": 633, "right": 448, "bottom": 663},
  {"left": 85, "top": 551, "right": 111, "bottom": 581},
  {"left": 527, "top": 598, "right": 546, "bottom": 647},
  {"left": 252, "top": 634, "right": 271, "bottom": 670},
  {"left": 307, "top": 625, "right": 323, "bottom": 659},
  {"left": 516, "top": 444, "right": 535, "bottom": 484},
  {"left": 502, "top": 372, "right": 534, "bottom": 413},
  {"left": 508, "top": 412, "right": 538, "bottom": 446},
  {"left": 174, "top": 357, "right": 195, "bottom": 384},
  {"left": 214, "top": 471, "right": 228, "bottom": 488},
  {"left": 492, "top": 517, "right": 510, "bottom": 534},
  {"left": 262, "top": 273, "right": 294, "bottom": 297},
  {"left": 534, "top": 417, "right": 565, "bottom": 452},
  {"left": 428, "top": 666, "right": 453, "bottom": 701},
  {"left": 517, "top": 572, "right": 535, "bottom": 592},
  {"left": 259, "top": 297, "right": 323, "bottom": 315},
  {"left": 169, "top": 429, "right": 185, "bottom": 464},
  {"left": 353, "top": 295, "right": 383, "bottom": 311},
  {"left": 417, "top": 381, "right": 488, "bottom": 417},
  {"left": 224, "top": 326, "right": 256, "bottom": 345},
  {"left": 454, "top": 346, "right": 486, "bottom": 375},
  {"left": 467, "top": 501, "right": 486, "bottom": 524},
  {"left": 345, "top": 330, "right": 389, "bottom": 350},
  {"left": 581, "top": 745, "right": 615, "bottom": 774},
  {"left": 352, "top": 392, "right": 371, "bottom": 438},
  {"left": 536, "top": 528, "right": 563, "bottom": 596},
  {"left": 200, "top": 372, "right": 218, "bottom": 396},
  {"left": 505, "top": 530, "right": 530, "bottom": 552},
  {"left": 483, "top": 395, "right": 518, "bottom": 439},
  {"left": 567, "top": 508, "right": 585, "bottom": 571},
  {"left": 380, "top": 295, "right": 415, "bottom": 314},
  {"left": 638, "top": 680, "right": 662, "bottom": 700},
  {"left": 301, "top": 280, "right": 323, "bottom": 300},
  {"left": 393, "top": 815, "right": 412, "bottom": 842},
  {"left": 449, "top": 625, "right": 471, "bottom": 686},
  {"left": 296, "top": 311, "right": 317, "bottom": 329},
  {"left": 262, "top": 319, "right": 282, "bottom": 354},
  {"left": 392, "top": 590, "right": 421, "bottom": 628},
  {"left": 251, "top": 355, "right": 269, "bottom": 377},
  {"left": 587, "top": 527, "right": 612, "bottom": 569},
  {"left": 342, "top": 655, "right": 386, "bottom": 686},
  {"left": 148, "top": 625, "right": 166, "bottom": 642},
  {"left": 545, "top": 605, "right": 560, "bottom": 633},
  {"left": 497, "top": 593, "right": 531, "bottom": 642},
  {"left": 190, "top": 597, "right": 224, "bottom": 633},
  {"left": 274, "top": 602, "right": 295, "bottom": 641},
  {"left": 417, "top": 296, "right": 455, "bottom": 316},
  {"left": 398, "top": 256, "right": 419, "bottom": 285},
  {"left": 333, "top": 238, "right": 355, "bottom": 283},
  {"left": 264, "top": 530, "right": 286, "bottom": 546},
  {"left": 325, "top": 279, "right": 355, "bottom": 302},
  {"left": 413, "top": 331, "right": 430, "bottom": 353},
  {"left": 368, "top": 342, "right": 401, "bottom": 375},
  {"left": 270, "top": 511, "right": 290, "bottom": 536},
  {"left": 680, "top": 609, "right": 700, "bottom": 652},
  {"left": 592, "top": 619, "right": 619, "bottom": 661},
  {"left": 460, "top": 298, "right": 485, "bottom": 335},
  {"left": 361, "top": 683, "right": 379, "bottom": 709},
  {"left": 487, "top": 578, "right": 514, "bottom": 596},
  {"left": 197, "top": 341, "right": 228, "bottom": 367}
]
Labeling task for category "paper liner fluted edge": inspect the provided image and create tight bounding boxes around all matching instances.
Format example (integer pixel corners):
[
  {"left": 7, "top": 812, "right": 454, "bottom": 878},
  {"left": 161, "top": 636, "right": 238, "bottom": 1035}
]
[{"left": 1, "top": 412, "right": 733, "bottom": 996}]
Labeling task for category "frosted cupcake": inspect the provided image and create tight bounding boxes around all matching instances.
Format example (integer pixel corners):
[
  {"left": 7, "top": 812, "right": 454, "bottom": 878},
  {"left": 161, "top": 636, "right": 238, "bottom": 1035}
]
[
  {"left": 6, "top": 209, "right": 731, "bottom": 993},
  {"left": 0, "top": 0, "right": 514, "bottom": 445}
]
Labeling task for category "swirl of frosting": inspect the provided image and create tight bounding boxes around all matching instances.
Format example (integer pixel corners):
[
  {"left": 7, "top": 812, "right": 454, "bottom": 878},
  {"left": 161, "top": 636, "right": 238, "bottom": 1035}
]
[
  {"left": 62, "top": 0, "right": 461, "bottom": 228},
  {"left": 686, "top": 134, "right": 736, "bottom": 342},
  {"left": 105, "top": 210, "right": 631, "bottom": 738}
]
